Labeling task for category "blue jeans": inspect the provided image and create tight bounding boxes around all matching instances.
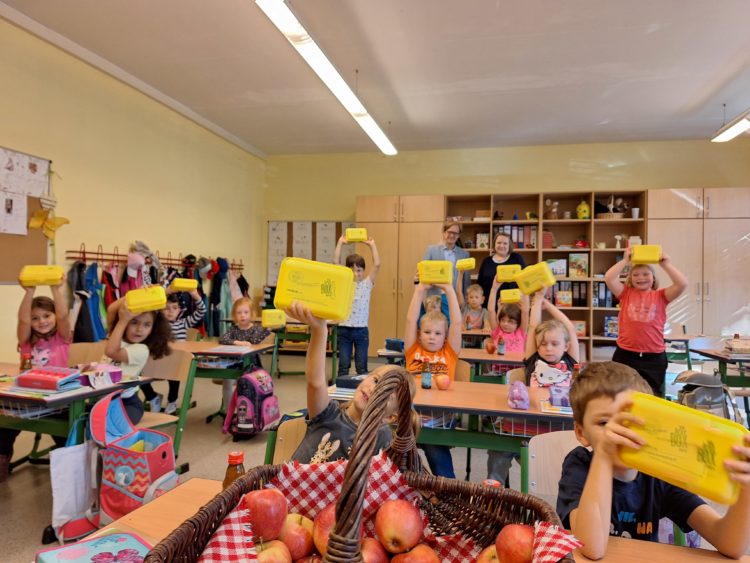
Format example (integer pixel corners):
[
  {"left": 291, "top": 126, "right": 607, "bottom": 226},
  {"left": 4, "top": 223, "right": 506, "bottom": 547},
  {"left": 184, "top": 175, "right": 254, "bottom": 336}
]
[
  {"left": 338, "top": 326, "right": 369, "bottom": 376},
  {"left": 421, "top": 445, "right": 455, "bottom": 478}
]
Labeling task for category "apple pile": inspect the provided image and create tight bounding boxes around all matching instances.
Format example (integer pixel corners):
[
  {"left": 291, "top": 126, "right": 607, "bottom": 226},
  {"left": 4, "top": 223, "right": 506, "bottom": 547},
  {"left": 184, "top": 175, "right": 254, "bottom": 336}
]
[
  {"left": 475, "top": 524, "right": 535, "bottom": 563},
  {"left": 243, "top": 490, "right": 440, "bottom": 562}
]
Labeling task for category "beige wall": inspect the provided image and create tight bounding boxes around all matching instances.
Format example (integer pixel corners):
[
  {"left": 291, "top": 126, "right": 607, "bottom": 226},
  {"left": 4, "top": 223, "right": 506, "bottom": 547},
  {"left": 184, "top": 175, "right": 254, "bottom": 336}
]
[{"left": 0, "top": 19, "right": 266, "bottom": 360}]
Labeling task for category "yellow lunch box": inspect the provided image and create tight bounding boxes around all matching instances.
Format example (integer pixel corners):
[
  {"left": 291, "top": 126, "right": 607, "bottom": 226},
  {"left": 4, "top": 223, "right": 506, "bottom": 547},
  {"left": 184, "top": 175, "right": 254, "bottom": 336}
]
[
  {"left": 456, "top": 257, "right": 476, "bottom": 271},
  {"left": 345, "top": 228, "right": 368, "bottom": 243},
  {"left": 500, "top": 289, "right": 522, "bottom": 303},
  {"left": 630, "top": 244, "right": 662, "bottom": 264},
  {"left": 495, "top": 264, "right": 522, "bottom": 283},
  {"left": 273, "top": 257, "right": 355, "bottom": 322},
  {"left": 169, "top": 278, "right": 198, "bottom": 292},
  {"left": 19, "top": 265, "right": 64, "bottom": 287},
  {"left": 125, "top": 286, "right": 167, "bottom": 314},
  {"left": 620, "top": 392, "right": 749, "bottom": 505},
  {"left": 261, "top": 309, "right": 287, "bottom": 328},
  {"left": 513, "top": 262, "right": 556, "bottom": 295},
  {"left": 417, "top": 260, "right": 454, "bottom": 285}
]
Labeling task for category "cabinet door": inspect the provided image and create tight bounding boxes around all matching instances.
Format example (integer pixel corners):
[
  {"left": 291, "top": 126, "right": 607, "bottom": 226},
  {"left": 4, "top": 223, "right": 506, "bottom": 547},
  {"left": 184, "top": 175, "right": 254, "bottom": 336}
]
[
  {"left": 646, "top": 219, "right": 703, "bottom": 335},
  {"left": 396, "top": 222, "right": 445, "bottom": 338},
  {"left": 702, "top": 218, "right": 750, "bottom": 335},
  {"left": 703, "top": 187, "right": 750, "bottom": 218},
  {"left": 647, "top": 189, "right": 703, "bottom": 219},
  {"left": 357, "top": 223, "right": 399, "bottom": 356},
  {"left": 356, "top": 196, "right": 399, "bottom": 222},
  {"left": 399, "top": 196, "right": 446, "bottom": 222}
]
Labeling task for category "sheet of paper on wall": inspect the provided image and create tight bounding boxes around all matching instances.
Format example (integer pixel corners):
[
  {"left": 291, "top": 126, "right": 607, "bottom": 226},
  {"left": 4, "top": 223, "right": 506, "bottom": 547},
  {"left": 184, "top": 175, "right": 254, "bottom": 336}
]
[
  {"left": 340, "top": 220, "right": 356, "bottom": 264},
  {"left": 0, "top": 190, "right": 28, "bottom": 235},
  {"left": 267, "top": 221, "right": 288, "bottom": 286},
  {"left": 315, "top": 221, "right": 336, "bottom": 262},
  {"left": 292, "top": 221, "right": 312, "bottom": 259},
  {"left": 0, "top": 148, "right": 50, "bottom": 197}
]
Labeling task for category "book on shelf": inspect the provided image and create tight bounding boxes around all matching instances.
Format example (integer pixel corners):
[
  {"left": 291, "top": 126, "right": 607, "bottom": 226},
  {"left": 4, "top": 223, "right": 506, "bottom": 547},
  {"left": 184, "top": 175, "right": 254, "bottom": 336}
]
[
  {"left": 568, "top": 253, "right": 589, "bottom": 278},
  {"left": 529, "top": 225, "right": 537, "bottom": 249},
  {"left": 603, "top": 315, "right": 619, "bottom": 337},
  {"left": 546, "top": 258, "right": 567, "bottom": 277},
  {"left": 476, "top": 232, "right": 490, "bottom": 249},
  {"left": 572, "top": 320, "right": 587, "bottom": 337}
]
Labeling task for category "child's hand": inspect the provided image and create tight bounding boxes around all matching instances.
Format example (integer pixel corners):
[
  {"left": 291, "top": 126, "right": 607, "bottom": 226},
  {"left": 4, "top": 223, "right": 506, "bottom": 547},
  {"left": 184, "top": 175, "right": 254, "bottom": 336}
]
[
  {"left": 119, "top": 302, "right": 136, "bottom": 322},
  {"left": 52, "top": 272, "right": 67, "bottom": 288},
  {"left": 595, "top": 394, "right": 647, "bottom": 461},
  {"left": 190, "top": 289, "right": 201, "bottom": 301},
  {"left": 234, "top": 340, "right": 252, "bottom": 347},
  {"left": 338, "top": 234, "right": 347, "bottom": 244},
  {"left": 659, "top": 252, "right": 671, "bottom": 266},
  {"left": 365, "top": 237, "right": 375, "bottom": 247},
  {"left": 165, "top": 285, "right": 173, "bottom": 296},
  {"left": 725, "top": 434, "right": 750, "bottom": 486},
  {"left": 286, "top": 302, "right": 326, "bottom": 331},
  {"left": 623, "top": 248, "right": 632, "bottom": 263},
  {"left": 435, "top": 283, "right": 454, "bottom": 294},
  {"left": 491, "top": 278, "right": 501, "bottom": 293}
]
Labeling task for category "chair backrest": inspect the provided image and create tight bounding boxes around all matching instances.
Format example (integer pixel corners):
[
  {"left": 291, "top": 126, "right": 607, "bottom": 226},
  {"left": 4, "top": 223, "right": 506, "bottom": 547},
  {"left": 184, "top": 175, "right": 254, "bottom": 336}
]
[
  {"left": 68, "top": 341, "right": 107, "bottom": 366},
  {"left": 455, "top": 359, "right": 471, "bottom": 382},
  {"left": 141, "top": 348, "right": 194, "bottom": 382},
  {"left": 525, "top": 430, "right": 581, "bottom": 508},
  {"left": 506, "top": 367, "right": 526, "bottom": 384},
  {"left": 186, "top": 328, "right": 201, "bottom": 342},
  {"left": 271, "top": 417, "right": 308, "bottom": 464}
]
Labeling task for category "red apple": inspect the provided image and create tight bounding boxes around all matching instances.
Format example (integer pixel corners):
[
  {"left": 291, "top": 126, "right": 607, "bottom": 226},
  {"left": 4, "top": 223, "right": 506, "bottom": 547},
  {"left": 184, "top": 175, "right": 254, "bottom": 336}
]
[
  {"left": 485, "top": 339, "right": 498, "bottom": 354},
  {"left": 279, "top": 513, "right": 315, "bottom": 560},
  {"left": 374, "top": 499, "right": 423, "bottom": 554},
  {"left": 361, "top": 537, "right": 389, "bottom": 563},
  {"left": 257, "top": 539, "right": 293, "bottom": 563},
  {"left": 434, "top": 374, "right": 451, "bottom": 390},
  {"left": 294, "top": 557, "right": 322, "bottom": 563},
  {"left": 495, "top": 524, "right": 534, "bottom": 563},
  {"left": 243, "top": 488, "right": 289, "bottom": 541},
  {"left": 476, "top": 544, "right": 499, "bottom": 562},
  {"left": 391, "top": 543, "right": 440, "bottom": 562}
]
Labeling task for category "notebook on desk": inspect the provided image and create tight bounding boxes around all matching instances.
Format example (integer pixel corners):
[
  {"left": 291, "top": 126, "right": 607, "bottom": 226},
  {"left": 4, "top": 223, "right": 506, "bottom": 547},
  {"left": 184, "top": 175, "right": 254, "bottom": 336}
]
[
  {"left": 35, "top": 531, "right": 151, "bottom": 562},
  {"left": 205, "top": 345, "right": 254, "bottom": 355}
]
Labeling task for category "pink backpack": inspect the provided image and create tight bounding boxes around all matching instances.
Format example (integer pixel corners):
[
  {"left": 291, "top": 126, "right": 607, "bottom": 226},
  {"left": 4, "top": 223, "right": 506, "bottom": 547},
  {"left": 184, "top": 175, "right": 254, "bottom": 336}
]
[
  {"left": 223, "top": 368, "right": 280, "bottom": 441},
  {"left": 88, "top": 391, "right": 179, "bottom": 525}
]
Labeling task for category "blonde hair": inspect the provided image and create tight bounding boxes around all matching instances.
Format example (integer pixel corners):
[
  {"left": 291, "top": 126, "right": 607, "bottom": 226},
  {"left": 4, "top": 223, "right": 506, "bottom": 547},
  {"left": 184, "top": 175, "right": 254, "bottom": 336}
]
[
  {"left": 424, "top": 295, "right": 442, "bottom": 312},
  {"left": 569, "top": 361, "right": 652, "bottom": 424},
  {"left": 231, "top": 297, "right": 255, "bottom": 323},
  {"left": 534, "top": 319, "right": 570, "bottom": 346},
  {"left": 419, "top": 311, "right": 448, "bottom": 331},
  {"left": 467, "top": 284, "right": 484, "bottom": 297},
  {"left": 625, "top": 264, "right": 659, "bottom": 290}
]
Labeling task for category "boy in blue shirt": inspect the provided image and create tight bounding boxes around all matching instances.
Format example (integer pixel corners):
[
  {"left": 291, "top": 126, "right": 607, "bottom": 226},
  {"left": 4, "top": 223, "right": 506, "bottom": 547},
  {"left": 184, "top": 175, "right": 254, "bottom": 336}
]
[{"left": 558, "top": 361, "right": 750, "bottom": 559}]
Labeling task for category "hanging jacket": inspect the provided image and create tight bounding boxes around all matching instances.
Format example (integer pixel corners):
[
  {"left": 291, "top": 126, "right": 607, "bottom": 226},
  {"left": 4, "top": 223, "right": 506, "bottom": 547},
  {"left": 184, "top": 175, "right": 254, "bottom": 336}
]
[
  {"left": 85, "top": 262, "right": 107, "bottom": 341},
  {"left": 69, "top": 261, "right": 95, "bottom": 343}
]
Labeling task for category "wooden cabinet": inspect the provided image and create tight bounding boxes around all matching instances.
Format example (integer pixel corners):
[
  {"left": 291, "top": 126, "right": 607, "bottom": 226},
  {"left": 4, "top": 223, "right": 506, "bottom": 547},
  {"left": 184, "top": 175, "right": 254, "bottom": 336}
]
[
  {"left": 703, "top": 187, "right": 750, "bottom": 218},
  {"left": 356, "top": 196, "right": 399, "bottom": 222},
  {"left": 647, "top": 188, "right": 703, "bottom": 219},
  {"left": 355, "top": 195, "right": 444, "bottom": 223}
]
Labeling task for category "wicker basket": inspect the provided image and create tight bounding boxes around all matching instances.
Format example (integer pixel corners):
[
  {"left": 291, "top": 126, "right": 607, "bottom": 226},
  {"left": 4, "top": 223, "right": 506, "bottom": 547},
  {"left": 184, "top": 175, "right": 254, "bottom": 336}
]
[
  {"left": 595, "top": 212, "right": 624, "bottom": 219},
  {"left": 145, "top": 370, "right": 573, "bottom": 562}
]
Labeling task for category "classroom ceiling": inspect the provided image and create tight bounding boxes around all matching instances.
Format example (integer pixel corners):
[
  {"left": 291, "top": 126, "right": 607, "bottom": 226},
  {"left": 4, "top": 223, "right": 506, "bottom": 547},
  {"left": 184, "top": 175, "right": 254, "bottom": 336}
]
[{"left": 2, "top": 0, "right": 750, "bottom": 158}]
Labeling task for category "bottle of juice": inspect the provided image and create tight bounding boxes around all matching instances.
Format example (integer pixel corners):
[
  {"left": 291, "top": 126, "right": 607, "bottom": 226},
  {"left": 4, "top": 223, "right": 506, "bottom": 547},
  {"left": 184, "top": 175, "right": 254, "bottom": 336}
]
[
  {"left": 20, "top": 353, "right": 32, "bottom": 372},
  {"left": 497, "top": 336, "right": 506, "bottom": 355},
  {"left": 421, "top": 361, "right": 432, "bottom": 389},
  {"left": 223, "top": 451, "right": 246, "bottom": 490}
]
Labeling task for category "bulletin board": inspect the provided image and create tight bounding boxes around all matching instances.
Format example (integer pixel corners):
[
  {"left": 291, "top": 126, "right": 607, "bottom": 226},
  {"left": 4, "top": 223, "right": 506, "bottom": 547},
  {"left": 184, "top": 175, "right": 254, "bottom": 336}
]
[
  {"left": 0, "top": 146, "right": 52, "bottom": 283},
  {"left": 267, "top": 220, "right": 355, "bottom": 286}
]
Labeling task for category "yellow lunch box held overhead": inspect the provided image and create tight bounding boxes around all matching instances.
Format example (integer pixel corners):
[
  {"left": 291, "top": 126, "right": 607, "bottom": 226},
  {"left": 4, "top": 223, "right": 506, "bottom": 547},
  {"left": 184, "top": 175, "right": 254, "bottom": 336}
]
[
  {"left": 345, "top": 228, "right": 368, "bottom": 243},
  {"left": 500, "top": 289, "right": 522, "bottom": 303},
  {"left": 620, "top": 392, "right": 749, "bottom": 505},
  {"left": 513, "top": 262, "right": 556, "bottom": 295},
  {"left": 495, "top": 264, "right": 522, "bottom": 283},
  {"left": 125, "top": 286, "right": 167, "bottom": 314},
  {"left": 261, "top": 309, "right": 287, "bottom": 329},
  {"left": 169, "top": 278, "right": 198, "bottom": 292},
  {"left": 273, "top": 257, "right": 355, "bottom": 322},
  {"left": 417, "top": 260, "right": 454, "bottom": 285},
  {"left": 455, "top": 257, "right": 476, "bottom": 272},
  {"left": 19, "top": 265, "right": 65, "bottom": 287},
  {"left": 630, "top": 244, "right": 662, "bottom": 265}
]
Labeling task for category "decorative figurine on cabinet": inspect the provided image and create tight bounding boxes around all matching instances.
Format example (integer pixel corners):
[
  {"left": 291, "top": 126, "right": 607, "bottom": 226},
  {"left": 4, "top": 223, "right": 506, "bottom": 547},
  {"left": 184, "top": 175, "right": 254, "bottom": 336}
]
[
  {"left": 576, "top": 198, "right": 591, "bottom": 219},
  {"left": 544, "top": 199, "right": 559, "bottom": 220}
]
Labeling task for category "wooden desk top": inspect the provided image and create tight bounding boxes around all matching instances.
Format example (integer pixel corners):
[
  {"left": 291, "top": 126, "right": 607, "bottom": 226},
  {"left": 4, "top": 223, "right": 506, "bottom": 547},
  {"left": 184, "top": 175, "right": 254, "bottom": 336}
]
[
  {"left": 459, "top": 347, "right": 525, "bottom": 365},
  {"left": 463, "top": 328, "right": 491, "bottom": 337},
  {"left": 172, "top": 335, "right": 275, "bottom": 357},
  {"left": 0, "top": 362, "right": 18, "bottom": 376},
  {"left": 692, "top": 348, "right": 750, "bottom": 363},
  {"left": 575, "top": 536, "right": 750, "bottom": 562}
]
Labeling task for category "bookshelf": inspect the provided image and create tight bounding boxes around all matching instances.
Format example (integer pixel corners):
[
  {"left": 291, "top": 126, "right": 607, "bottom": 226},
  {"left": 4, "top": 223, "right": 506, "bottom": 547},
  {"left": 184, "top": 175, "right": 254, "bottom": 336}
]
[{"left": 445, "top": 190, "right": 648, "bottom": 360}]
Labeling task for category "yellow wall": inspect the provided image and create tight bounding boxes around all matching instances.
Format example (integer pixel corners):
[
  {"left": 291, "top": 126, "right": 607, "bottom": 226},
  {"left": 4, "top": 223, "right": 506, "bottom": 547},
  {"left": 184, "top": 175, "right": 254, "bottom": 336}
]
[{"left": 0, "top": 19, "right": 266, "bottom": 360}]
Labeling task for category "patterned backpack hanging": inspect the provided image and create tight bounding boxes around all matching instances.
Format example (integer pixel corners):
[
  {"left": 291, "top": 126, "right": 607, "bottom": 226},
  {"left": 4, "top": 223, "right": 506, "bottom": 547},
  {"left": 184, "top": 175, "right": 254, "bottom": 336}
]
[{"left": 223, "top": 368, "right": 280, "bottom": 441}]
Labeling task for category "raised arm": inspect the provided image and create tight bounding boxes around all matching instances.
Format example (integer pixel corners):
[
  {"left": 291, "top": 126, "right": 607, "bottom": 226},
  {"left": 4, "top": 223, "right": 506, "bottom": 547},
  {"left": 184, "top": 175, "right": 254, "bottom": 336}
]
[
  {"left": 405, "top": 283, "right": 428, "bottom": 351},
  {"left": 604, "top": 250, "right": 630, "bottom": 298},
  {"left": 456, "top": 266, "right": 466, "bottom": 308},
  {"left": 17, "top": 285, "right": 35, "bottom": 345},
  {"left": 365, "top": 238, "right": 381, "bottom": 283},
  {"left": 525, "top": 290, "right": 545, "bottom": 358},
  {"left": 334, "top": 235, "right": 346, "bottom": 266},
  {"left": 542, "top": 299, "right": 580, "bottom": 363},
  {"left": 487, "top": 278, "right": 500, "bottom": 330},
  {"left": 659, "top": 253, "right": 688, "bottom": 303},
  {"left": 519, "top": 292, "right": 530, "bottom": 334},
  {"left": 105, "top": 302, "right": 134, "bottom": 363},
  {"left": 51, "top": 276, "right": 72, "bottom": 342},
  {"left": 437, "top": 283, "right": 463, "bottom": 352},
  {"left": 287, "top": 302, "right": 329, "bottom": 419}
]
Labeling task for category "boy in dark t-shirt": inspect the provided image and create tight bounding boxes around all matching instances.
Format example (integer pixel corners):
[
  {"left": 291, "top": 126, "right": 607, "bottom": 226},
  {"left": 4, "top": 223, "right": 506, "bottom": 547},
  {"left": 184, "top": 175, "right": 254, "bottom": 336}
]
[{"left": 557, "top": 361, "right": 750, "bottom": 560}]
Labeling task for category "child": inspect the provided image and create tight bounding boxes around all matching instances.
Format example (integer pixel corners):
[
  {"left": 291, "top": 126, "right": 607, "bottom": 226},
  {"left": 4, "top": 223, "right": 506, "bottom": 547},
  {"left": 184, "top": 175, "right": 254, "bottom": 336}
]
[
  {"left": 0, "top": 278, "right": 72, "bottom": 482},
  {"left": 405, "top": 282, "right": 462, "bottom": 478},
  {"left": 140, "top": 289, "right": 205, "bottom": 414},
  {"left": 558, "top": 361, "right": 750, "bottom": 559},
  {"left": 457, "top": 282, "right": 491, "bottom": 331},
  {"left": 105, "top": 298, "right": 172, "bottom": 425},
  {"left": 334, "top": 235, "right": 380, "bottom": 377},
  {"left": 218, "top": 297, "right": 271, "bottom": 408},
  {"left": 604, "top": 250, "right": 688, "bottom": 396},
  {"left": 423, "top": 294, "right": 443, "bottom": 315},
  {"left": 287, "top": 302, "right": 417, "bottom": 464}
]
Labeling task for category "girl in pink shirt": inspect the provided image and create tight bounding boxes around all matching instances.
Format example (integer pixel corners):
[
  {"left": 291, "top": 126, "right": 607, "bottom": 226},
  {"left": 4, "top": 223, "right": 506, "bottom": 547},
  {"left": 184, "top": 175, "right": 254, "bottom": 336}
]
[
  {"left": 486, "top": 277, "right": 529, "bottom": 358},
  {"left": 604, "top": 249, "right": 688, "bottom": 396}
]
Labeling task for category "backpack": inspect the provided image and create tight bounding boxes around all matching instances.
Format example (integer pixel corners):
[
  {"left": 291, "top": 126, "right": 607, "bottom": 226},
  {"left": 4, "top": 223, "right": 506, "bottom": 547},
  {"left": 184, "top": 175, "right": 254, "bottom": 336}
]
[
  {"left": 675, "top": 370, "right": 742, "bottom": 423},
  {"left": 223, "top": 368, "right": 280, "bottom": 441}
]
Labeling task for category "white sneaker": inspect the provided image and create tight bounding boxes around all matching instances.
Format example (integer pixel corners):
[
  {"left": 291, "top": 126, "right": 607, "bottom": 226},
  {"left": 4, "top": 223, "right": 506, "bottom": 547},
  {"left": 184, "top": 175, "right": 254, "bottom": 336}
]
[
  {"left": 149, "top": 394, "right": 163, "bottom": 413},
  {"left": 164, "top": 402, "right": 177, "bottom": 415}
]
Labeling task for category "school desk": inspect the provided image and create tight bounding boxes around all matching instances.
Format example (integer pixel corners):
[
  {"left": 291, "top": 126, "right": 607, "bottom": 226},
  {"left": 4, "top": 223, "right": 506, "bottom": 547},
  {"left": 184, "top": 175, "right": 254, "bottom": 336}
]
[
  {"left": 265, "top": 317, "right": 339, "bottom": 383},
  {"left": 97, "top": 476, "right": 749, "bottom": 562},
  {"left": 376, "top": 347, "right": 524, "bottom": 380},
  {"left": 692, "top": 347, "right": 750, "bottom": 422}
]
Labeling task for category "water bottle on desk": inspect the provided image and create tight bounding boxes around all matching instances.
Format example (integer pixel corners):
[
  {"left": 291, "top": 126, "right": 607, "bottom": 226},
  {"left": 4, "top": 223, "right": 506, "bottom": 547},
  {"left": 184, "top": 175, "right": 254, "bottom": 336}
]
[{"left": 421, "top": 361, "right": 432, "bottom": 389}]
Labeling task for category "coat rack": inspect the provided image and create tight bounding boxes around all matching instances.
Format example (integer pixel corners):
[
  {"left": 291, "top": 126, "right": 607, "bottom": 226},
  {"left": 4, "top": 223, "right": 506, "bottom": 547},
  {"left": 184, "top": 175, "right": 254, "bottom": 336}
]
[{"left": 65, "top": 243, "right": 244, "bottom": 273}]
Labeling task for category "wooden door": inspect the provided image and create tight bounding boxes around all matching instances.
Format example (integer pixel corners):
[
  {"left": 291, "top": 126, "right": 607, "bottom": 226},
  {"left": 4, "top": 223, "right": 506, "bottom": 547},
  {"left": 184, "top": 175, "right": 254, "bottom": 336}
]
[
  {"left": 702, "top": 218, "right": 750, "bottom": 335},
  {"left": 647, "top": 188, "right": 703, "bottom": 219},
  {"left": 647, "top": 219, "right": 703, "bottom": 335},
  {"left": 703, "top": 187, "right": 750, "bottom": 218},
  {"left": 356, "top": 196, "right": 399, "bottom": 222},
  {"left": 396, "top": 222, "right": 445, "bottom": 338},
  {"left": 356, "top": 222, "right": 399, "bottom": 356},
  {"left": 399, "top": 195, "right": 446, "bottom": 222}
]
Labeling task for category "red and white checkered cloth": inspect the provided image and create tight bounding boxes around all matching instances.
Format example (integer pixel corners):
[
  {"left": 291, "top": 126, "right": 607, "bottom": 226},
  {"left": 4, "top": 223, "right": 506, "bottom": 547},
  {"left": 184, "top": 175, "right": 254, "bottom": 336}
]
[
  {"left": 533, "top": 521, "right": 583, "bottom": 563},
  {"left": 197, "top": 505, "right": 257, "bottom": 562}
]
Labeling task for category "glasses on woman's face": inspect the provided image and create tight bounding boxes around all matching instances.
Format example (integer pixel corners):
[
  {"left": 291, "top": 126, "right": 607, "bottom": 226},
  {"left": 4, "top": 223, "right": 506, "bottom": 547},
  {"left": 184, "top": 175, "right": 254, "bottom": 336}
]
[{"left": 445, "top": 229, "right": 461, "bottom": 237}]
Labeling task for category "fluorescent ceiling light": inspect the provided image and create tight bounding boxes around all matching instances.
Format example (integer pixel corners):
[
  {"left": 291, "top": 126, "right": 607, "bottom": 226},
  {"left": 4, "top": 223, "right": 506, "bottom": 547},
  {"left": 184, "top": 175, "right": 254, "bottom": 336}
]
[
  {"left": 710, "top": 110, "right": 750, "bottom": 143},
  {"left": 256, "top": 0, "right": 397, "bottom": 156}
]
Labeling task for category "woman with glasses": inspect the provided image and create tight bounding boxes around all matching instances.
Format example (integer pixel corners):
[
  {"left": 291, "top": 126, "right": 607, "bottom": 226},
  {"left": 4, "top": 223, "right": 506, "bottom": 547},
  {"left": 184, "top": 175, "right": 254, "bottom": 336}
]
[
  {"left": 477, "top": 232, "right": 526, "bottom": 308},
  {"left": 422, "top": 221, "right": 472, "bottom": 298}
]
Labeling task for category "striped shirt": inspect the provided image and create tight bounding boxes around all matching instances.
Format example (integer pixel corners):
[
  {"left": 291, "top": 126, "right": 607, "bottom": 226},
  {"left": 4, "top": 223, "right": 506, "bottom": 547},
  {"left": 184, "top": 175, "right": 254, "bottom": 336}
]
[{"left": 170, "top": 299, "right": 206, "bottom": 341}]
